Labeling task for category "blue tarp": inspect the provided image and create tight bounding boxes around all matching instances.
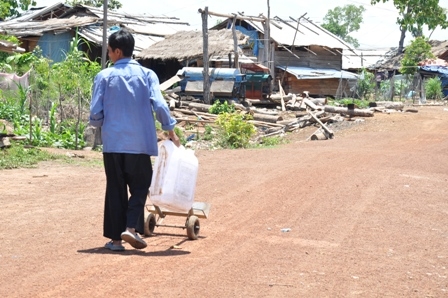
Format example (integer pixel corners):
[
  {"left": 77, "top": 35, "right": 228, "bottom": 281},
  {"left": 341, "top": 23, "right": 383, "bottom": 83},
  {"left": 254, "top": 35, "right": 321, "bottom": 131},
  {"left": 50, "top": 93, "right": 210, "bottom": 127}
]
[
  {"left": 419, "top": 65, "right": 448, "bottom": 96},
  {"left": 420, "top": 65, "right": 448, "bottom": 75},
  {"left": 233, "top": 25, "right": 262, "bottom": 57}
]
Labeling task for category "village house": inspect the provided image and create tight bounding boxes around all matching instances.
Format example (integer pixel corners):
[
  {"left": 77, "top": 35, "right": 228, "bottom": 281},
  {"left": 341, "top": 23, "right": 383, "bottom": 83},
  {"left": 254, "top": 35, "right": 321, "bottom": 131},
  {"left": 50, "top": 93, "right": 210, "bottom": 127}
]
[
  {"left": 0, "top": 2, "right": 190, "bottom": 63},
  {"left": 208, "top": 11, "right": 359, "bottom": 99},
  {"left": 370, "top": 40, "right": 448, "bottom": 100}
]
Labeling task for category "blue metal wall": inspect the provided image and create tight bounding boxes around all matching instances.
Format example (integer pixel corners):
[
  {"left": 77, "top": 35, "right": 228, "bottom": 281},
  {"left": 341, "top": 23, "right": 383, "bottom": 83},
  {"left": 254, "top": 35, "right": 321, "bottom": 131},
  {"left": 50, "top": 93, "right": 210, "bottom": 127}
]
[{"left": 37, "top": 31, "right": 72, "bottom": 63}]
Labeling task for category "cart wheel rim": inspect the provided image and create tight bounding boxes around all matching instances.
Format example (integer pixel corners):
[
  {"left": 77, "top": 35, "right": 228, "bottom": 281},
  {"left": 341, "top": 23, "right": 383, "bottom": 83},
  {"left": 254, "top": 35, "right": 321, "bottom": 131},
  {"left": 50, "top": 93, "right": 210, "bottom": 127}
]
[{"left": 186, "top": 216, "right": 200, "bottom": 240}]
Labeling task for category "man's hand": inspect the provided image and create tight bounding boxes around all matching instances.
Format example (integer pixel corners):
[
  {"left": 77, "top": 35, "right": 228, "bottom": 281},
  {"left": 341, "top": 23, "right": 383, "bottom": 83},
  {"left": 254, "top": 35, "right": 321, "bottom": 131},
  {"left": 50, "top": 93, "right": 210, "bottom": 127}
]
[{"left": 168, "top": 130, "right": 181, "bottom": 147}]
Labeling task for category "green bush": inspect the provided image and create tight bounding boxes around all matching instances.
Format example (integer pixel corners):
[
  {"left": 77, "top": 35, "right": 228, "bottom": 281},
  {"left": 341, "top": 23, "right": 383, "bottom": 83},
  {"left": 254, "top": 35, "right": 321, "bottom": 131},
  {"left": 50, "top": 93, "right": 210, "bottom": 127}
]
[
  {"left": 425, "top": 77, "right": 443, "bottom": 100},
  {"left": 356, "top": 69, "right": 375, "bottom": 99},
  {"left": 209, "top": 100, "right": 235, "bottom": 114},
  {"left": 330, "top": 98, "right": 370, "bottom": 108},
  {"left": 215, "top": 112, "right": 256, "bottom": 148}
]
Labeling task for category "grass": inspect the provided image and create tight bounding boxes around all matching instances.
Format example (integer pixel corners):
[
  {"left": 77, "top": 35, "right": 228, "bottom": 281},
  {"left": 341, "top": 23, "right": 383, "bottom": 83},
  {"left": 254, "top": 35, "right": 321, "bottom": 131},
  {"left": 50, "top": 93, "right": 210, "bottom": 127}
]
[
  {"left": 0, "top": 141, "right": 61, "bottom": 169},
  {"left": 0, "top": 141, "right": 104, "bottom": 170}
]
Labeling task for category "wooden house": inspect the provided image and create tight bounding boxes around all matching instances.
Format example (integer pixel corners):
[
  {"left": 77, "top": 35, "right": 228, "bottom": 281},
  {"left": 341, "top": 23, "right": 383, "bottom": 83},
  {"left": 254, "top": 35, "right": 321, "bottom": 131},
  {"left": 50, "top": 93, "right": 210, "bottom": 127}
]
[
  {"left": 0, "top": 2, "right": 190, "bottom": 63},
  {"left": 210, "top": 13, "right": 359, "bottom": 98}
]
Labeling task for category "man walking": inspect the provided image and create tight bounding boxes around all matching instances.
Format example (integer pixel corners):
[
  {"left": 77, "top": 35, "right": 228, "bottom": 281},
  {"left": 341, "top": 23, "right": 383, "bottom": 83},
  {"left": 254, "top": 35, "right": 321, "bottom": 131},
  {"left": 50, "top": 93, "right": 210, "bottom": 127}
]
[{"left": 89, "top": 29, "right": 180, "bottom": 251}]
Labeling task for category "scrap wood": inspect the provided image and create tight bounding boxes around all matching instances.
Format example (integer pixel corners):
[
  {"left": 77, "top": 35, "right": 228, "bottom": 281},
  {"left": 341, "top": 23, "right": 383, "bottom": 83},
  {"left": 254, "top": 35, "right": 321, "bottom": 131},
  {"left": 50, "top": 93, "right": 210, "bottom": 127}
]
[
  {"left": 233, "top": 102, "right": 250, "bottom": 112},
  {"left": 174, "top": 108, "right": 217, "bottom": 119},
  {"left": 309, "top": 111, "right": 334, "bottom": 138},
  {"left": 279, "top": 110, "right": 325, "bottom": 126},
  {"left": 251, "top": 108, "right": 280, "bottom": 116},
  {"left": 246, "top": 98, "right": 277, "bottom": 105},
  {"left": 258, "top": 127, "right": 285, "bottom": 139},
  {"left": 269, "top": 93, "right": 294, "bottom": 103},
  {"left": 252, "top": 113, "right": 283, "bottom": 123},
  {"left": 175, "top": 117, "right": 216, "bottom": 124},
  {"left": 308, "top": 128, "right": 329, "bottom": 141},
  {"left": 303, "top": 98, "right": 322, "bottom": 111},
  {"left": 188, "top": 102, "right": 212, "bottom": 113},
  {"left": 248, "top": 120, "right": 285, "bottom": 128},
  {"left": 278, "top": 80, "right": 286, "bottom": 112}
]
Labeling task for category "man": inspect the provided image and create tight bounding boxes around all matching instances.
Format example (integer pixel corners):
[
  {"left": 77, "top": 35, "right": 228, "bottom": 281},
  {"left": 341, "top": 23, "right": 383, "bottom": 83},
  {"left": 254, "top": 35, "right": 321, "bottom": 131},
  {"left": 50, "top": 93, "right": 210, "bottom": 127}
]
[{"left": 89, "top": 29, "right": 180, "bottom": 251}]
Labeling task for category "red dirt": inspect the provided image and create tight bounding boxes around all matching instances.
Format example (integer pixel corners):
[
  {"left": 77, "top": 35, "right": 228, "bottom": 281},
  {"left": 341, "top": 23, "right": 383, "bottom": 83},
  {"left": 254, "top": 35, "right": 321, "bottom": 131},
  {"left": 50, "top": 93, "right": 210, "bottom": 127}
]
[{"left": 1, "top": 105, "right": 448, "bottom": 297}]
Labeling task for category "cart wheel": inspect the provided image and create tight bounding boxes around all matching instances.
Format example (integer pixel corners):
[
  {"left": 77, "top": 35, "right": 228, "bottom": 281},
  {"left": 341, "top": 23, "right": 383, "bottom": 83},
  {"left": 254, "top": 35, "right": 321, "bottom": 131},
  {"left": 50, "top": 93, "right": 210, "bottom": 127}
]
[
  {"left": 144, "top": 213, "right": 156, "bottom": 236},
  {"left": 186, "top": 215, "right": 200, "bottom": 240}
]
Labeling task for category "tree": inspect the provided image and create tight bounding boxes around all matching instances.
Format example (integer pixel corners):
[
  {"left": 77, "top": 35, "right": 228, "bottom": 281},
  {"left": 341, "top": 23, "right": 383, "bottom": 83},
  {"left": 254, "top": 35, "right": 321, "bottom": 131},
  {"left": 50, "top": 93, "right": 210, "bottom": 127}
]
[
  {"left": 321, "top": 5, "right": 366, "bottom": 48},
  {"left": 65, "top": 0, "right": 122, "bottom": 10},
  {"left": 400, "top": 36, "right": 434, "bottom": 75},
  {"left": 0, "top": 0, "right": 36, "bottom": 20},
  {"left": 371, "top": 0, "right": 448, "bottom": 54}
]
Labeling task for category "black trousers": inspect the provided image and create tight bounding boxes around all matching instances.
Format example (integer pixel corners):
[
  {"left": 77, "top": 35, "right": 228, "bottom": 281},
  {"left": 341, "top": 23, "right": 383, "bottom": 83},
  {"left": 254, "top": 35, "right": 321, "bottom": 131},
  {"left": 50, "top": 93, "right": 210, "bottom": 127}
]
[{"left": 102, "top": 153, "right": 153, "bottom": 240}]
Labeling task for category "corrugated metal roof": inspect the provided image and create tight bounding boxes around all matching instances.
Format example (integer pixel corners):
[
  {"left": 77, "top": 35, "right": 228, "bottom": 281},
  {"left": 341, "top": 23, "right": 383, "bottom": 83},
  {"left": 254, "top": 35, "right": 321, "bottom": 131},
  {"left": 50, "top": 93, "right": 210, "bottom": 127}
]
[
  {"left": 218, "top": 16, "right": 355, "bottom": 52},
  {"left": 78, "top": 26, "right": 164, "bottom": 54},
  {"left": 270, "top": 18, "right": 353, "bottom": 51},
  {"left": 0, "top": 2, "right": 190, "bottom": 55},
  {"left": 277, "top": 66, "right": 358, "bottom": 80}
]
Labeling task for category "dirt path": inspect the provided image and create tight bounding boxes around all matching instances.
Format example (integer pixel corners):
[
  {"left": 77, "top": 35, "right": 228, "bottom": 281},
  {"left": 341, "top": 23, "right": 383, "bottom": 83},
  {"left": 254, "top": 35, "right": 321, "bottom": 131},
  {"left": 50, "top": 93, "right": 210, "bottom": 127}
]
[{"left": 1, "top": 106, "right": 448, "bottom": 297}]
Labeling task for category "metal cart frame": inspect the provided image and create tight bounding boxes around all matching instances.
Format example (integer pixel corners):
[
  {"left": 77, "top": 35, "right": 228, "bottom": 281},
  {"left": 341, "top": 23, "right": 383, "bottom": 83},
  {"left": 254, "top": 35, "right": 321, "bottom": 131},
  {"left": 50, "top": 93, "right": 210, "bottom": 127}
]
[{"left": 144, "top": 201, "right": 211, "bottom": 240}]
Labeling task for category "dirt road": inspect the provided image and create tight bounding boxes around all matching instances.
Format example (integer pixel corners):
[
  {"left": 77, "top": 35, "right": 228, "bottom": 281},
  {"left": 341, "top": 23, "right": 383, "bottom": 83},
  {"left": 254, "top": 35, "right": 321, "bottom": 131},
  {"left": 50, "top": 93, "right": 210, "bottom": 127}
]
[{"left": 1, "top": 106, "right": 448, "bottom": 297}]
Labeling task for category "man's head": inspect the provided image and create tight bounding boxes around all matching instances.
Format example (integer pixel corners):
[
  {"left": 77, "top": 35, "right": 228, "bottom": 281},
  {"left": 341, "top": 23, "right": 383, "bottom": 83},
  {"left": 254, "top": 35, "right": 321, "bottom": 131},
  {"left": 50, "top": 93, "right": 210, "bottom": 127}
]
[{"left": 107, "top": 29, "right": 135, "bottom": 63}]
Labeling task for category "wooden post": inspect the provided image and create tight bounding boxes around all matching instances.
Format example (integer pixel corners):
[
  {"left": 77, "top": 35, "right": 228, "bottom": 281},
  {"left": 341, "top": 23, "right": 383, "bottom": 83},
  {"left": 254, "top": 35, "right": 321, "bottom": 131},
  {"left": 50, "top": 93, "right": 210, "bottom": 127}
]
[
  {"left": 263, "top": 0, "right": 270, "bottom": 71},
  {"left": 201, "top": 7, "right": 211, "bottom": 104},
  {"left": 101, "top": 0, "right": 108, "bottom": 69},
  {"left": 231, "top": 16, "right": 239, "bottom": 68}
]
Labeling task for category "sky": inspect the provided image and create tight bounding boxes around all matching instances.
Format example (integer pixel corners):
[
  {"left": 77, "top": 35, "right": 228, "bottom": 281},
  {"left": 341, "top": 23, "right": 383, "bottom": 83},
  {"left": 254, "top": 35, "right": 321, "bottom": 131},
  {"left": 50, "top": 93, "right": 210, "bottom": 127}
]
[{"left": 34, "top": 0, "right": 448, "bottom": 49}]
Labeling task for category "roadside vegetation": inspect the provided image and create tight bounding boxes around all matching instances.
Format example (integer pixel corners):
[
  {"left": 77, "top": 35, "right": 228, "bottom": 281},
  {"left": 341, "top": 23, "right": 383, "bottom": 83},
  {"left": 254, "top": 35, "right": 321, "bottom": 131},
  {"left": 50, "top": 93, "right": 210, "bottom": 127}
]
[{"left": 0, "top": 142, "right": 61, "bottom": 169}]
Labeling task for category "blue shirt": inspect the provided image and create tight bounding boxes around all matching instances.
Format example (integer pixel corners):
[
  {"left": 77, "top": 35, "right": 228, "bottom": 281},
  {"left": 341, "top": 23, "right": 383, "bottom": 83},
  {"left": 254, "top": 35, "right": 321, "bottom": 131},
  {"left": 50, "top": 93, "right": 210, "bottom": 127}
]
[{"left": 89, "top": 58, "right": 176, "bottom": 156}]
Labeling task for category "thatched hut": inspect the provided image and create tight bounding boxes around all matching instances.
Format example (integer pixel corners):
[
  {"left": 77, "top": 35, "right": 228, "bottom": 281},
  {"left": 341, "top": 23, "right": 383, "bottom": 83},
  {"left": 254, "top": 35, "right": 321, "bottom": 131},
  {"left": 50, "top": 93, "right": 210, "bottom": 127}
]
[{"left": 135, "top": 29, "right": 249, "bottom": 83}]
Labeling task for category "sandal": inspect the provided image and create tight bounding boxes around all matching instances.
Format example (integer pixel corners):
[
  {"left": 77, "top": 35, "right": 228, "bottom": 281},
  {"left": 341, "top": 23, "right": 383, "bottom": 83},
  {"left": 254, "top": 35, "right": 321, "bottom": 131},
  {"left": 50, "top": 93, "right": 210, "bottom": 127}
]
[{"left": 104, "top": 241, "right": 125, "bottom": 251}]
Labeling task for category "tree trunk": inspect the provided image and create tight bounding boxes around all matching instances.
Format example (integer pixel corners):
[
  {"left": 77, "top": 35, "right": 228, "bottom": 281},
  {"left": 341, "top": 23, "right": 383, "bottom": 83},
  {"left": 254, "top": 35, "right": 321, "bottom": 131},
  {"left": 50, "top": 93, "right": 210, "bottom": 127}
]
[
  {"left": 324, "top": 105, "right": 374, "bottom": 117},
  {"left": 398, "top": 26, "right": 406, "bottom": 54},
  {"left": 188, "top": 102, "right": 212, "bottom": 113},
  {"left": 252, "top": 113, "right": 283, "bottom": 123},
  {"left": 397, "top": 6, "right": 411, "bottom": 54},
  {"left": 375, "top": 101, "right": 404, "bottom": 110}
]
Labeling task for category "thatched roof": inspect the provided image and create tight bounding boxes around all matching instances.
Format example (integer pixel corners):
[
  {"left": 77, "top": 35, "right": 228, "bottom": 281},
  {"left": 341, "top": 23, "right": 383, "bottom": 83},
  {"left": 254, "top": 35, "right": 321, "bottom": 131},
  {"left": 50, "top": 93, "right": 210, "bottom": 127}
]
[{"left": 135, "top": 29, "right": 249, "bottom": 61}]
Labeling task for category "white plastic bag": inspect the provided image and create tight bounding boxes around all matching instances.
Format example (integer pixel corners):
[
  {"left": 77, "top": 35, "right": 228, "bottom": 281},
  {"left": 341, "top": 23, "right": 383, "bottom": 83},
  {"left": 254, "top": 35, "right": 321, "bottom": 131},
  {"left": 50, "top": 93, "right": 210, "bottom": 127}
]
[{"left": 149, "top": 140, "right": 198, "bottom": 212}]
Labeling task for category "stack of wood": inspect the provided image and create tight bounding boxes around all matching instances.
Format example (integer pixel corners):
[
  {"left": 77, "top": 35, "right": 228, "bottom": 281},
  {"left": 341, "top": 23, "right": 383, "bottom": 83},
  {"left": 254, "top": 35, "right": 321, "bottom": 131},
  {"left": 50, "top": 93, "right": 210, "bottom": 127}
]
[{"left": 168, "top": 94, "right": 411, "bottom": 143}]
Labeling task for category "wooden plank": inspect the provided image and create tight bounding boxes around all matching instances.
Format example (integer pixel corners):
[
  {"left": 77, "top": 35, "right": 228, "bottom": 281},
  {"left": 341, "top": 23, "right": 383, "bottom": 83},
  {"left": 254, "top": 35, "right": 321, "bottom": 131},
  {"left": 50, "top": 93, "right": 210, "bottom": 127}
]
[{"left": 160, "top": 75, "right": 182, "bottom": 91}]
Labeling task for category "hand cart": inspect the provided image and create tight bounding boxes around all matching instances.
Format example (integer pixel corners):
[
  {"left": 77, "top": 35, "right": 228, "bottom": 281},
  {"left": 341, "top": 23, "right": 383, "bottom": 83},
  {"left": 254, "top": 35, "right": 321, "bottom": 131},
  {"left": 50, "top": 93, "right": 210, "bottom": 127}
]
[{"left": 143, "top": 201, "right": 211, "bottom": 240}]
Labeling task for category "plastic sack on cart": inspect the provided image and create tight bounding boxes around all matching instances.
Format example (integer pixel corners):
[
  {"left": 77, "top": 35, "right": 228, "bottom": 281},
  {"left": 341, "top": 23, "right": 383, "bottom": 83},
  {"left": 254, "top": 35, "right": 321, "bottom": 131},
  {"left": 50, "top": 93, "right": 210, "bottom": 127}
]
[{"left": 149, "top": 140, "right": 198, "bottom": 212}]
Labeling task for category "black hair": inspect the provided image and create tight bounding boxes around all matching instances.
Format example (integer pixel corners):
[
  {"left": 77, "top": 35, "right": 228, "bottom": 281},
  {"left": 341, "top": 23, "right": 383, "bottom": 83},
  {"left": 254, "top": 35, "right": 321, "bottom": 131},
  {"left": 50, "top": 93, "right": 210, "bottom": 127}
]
[{"left": 108, "top": 29, "right": 135, "bottom": 57}]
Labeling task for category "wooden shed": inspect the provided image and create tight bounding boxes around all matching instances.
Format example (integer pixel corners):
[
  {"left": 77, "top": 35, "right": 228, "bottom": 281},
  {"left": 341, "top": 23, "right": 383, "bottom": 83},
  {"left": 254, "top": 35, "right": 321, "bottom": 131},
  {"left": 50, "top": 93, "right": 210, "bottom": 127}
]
[{"left": 210, "top": 13, "right": 359, "bottom": 98}]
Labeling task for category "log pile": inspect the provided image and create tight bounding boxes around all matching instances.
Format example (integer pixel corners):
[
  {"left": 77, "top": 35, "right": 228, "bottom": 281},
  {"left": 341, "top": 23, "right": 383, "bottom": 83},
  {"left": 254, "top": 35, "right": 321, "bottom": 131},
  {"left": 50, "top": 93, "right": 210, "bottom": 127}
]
[{"left": 169, "top": 94, "right": 414, "bottom": 143}]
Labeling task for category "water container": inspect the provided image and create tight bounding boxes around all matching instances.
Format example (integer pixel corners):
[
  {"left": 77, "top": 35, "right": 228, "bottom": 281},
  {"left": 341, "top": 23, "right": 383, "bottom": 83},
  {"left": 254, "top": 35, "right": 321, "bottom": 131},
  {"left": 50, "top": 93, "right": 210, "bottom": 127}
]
[{"left": 149, "top": 140, "right": 198, "bottom": 212}]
